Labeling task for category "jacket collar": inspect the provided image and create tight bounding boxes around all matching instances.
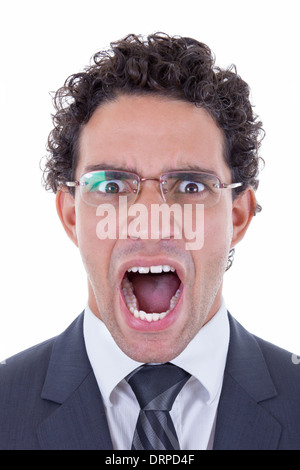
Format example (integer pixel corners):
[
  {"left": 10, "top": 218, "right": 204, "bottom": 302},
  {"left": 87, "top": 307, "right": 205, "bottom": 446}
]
[
  {"left": 213, "top": 313, "right": 281, "bottom": 449},
  {"left": 37, "top": 311, "right": 282, "bottom": 449},
  {"left": 37, "top": 313, "right": 113, "bottom": 450}
]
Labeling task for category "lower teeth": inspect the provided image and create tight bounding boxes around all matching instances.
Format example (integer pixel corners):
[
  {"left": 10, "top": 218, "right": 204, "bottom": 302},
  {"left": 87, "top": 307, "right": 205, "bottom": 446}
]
[{"left": 121, "top": 277, "right": 180, "bottom": 322}]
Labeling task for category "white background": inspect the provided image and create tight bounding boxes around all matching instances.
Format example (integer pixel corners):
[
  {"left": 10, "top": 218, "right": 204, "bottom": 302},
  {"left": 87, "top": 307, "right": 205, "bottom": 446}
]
[{"left": 1, "top": 0, "right": 299, "bottom": 360}]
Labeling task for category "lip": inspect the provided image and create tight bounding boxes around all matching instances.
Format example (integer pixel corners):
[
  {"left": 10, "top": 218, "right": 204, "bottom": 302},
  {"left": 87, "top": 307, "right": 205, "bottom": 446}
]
[{"left": 117, "top": 256, "right": 185, "bottom": 332}]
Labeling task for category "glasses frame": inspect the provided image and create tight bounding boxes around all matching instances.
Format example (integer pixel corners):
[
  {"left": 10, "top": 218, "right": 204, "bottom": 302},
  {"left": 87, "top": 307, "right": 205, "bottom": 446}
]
[{"left": 66, "top": 169, "right": 243, "bottom": 206}]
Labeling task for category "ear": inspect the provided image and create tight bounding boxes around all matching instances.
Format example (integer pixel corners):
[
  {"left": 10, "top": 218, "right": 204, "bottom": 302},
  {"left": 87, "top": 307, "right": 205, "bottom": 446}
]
[
  {"left": 56, "top": 190, "right": 78, "bottom": 247},
  {"left": 231, "top": 187, "right": 257, "bottom": 248}
]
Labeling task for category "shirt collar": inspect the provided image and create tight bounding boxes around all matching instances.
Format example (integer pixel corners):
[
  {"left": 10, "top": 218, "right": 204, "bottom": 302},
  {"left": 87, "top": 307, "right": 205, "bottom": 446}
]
[
  {"left": 171, "top": 299, "right": 229, "bottom": 403},
  {"left": 83, "top": 299, "right": 229, "bottom": 408}
]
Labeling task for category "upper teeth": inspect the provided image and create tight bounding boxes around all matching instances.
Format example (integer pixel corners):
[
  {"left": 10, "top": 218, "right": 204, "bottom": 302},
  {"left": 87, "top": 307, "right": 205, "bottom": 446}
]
[{"left": 127, "top": 265, "right": 176, "bottom": 274}]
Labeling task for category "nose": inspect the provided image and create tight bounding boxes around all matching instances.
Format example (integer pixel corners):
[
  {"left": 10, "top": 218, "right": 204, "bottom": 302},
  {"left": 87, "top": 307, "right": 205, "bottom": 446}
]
[
  {"left": 135, "top": 178, "right": 165, "bottom": 205},
  {"left": 127, "top": 178, "right": 180, "bottom": 242}
]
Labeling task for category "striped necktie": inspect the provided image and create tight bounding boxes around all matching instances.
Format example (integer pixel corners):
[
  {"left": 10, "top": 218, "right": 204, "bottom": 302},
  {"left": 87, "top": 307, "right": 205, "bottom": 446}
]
[{"left": 126, "top": 363, "right": 191, "bottom": 450}]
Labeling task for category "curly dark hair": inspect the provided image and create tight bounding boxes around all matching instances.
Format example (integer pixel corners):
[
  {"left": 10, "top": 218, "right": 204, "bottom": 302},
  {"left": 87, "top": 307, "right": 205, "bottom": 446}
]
[{"left": 43, "top": 32, "right": 264, "bottom": 212}]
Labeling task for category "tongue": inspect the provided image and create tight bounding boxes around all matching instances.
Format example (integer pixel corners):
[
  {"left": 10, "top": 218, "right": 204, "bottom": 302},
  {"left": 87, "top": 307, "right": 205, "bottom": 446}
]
[{"left": 130, "top": 272, "right": 180, "bottom": 313}]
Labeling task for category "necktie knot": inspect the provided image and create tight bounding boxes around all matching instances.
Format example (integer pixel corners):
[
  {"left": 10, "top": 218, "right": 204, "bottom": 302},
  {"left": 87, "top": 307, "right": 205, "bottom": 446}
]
[
  {"left": 126, "top": 363, "right": 191, "bottom": 411},
  {"left": 126, "top": 363, "right": 191, "bottom": 450}
]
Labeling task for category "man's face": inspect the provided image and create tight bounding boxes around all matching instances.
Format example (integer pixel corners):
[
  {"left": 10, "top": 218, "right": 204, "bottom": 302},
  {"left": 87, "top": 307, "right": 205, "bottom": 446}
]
[{"left": 61, "top": 94, "right": 248, "bottom": 363}]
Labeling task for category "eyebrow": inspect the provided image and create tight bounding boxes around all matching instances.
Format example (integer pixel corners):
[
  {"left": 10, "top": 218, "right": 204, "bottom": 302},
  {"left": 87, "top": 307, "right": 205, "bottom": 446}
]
[
  {"left": 176, "top": 164, "right": 219, "bottom": 177},
  {"left": 82, "top": 163, "right": 138, "bottom": 174},
  {"left": 82, "top": 163, "right": 220, "bottom": 177}
]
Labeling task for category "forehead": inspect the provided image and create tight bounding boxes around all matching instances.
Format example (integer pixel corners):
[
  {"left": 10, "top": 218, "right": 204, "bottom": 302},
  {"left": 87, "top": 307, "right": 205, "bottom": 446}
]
[{"left": 77, "top": 94, "right": 229, "bottom": 179}]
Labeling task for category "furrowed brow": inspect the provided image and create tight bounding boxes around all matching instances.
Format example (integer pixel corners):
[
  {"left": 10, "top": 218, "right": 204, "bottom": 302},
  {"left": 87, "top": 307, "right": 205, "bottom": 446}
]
[
  {"left": 82, "top": 163, "right": 137, "bottom": 174},
  {"left": 166, "top": 164, "right": 220, "bottom": 177},
  {"left": 82, "top": 163, "right": 221, "bottom": 178}
]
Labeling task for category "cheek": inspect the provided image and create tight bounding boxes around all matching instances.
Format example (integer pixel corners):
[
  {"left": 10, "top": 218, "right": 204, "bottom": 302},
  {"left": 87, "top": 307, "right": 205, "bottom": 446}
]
[
  {"left": 209, "top": 198, "right": 232, "bottom": 234},
  {"left": 75, "top": 207, "right": 114, "bottom": 279},
  {"left": 202, "top": 205, "right": 233, "bottom": 258}
]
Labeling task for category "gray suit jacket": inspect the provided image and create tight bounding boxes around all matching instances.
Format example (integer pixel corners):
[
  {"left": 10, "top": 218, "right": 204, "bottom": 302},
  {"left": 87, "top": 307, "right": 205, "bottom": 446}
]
[{"left": 0, "top": 312, "right": 300, "bottom": 449}]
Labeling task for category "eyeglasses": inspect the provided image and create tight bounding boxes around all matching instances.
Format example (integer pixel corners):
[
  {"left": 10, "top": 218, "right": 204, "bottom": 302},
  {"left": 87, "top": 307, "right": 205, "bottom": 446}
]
[{"left": 66, "top": 169, "right": 243, "bottom": 208}]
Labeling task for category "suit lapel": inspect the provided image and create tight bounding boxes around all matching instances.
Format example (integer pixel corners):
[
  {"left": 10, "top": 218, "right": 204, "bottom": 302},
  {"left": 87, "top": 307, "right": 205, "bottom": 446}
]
[
  {"left": 213, "top": 314, "right": 281, "bottom": 450},
  {"left": 36, "top": 311, "right": 283, "bottom": 449},
  {"left": 37, "top": 314, "right": 113, "bottom": 450}
]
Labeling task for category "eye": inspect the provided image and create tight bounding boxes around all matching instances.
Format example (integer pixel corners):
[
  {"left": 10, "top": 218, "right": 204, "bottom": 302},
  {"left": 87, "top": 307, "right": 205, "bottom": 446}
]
[
  {"left": 177, "top": 180, "right": 206, "bottom": 194},
  {"left": 90, "top": 179, "right": 127, "bottom": 194}
]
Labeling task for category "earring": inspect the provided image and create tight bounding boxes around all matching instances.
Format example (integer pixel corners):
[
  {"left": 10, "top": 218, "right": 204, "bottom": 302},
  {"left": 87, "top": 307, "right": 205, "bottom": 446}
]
[{"left": 226, "top": 248, "right": 235, "bottom": 271}]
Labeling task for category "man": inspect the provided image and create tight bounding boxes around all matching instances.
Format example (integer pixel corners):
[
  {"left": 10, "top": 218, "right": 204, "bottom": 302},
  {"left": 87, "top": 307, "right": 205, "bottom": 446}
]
[{"left": 0, "top": 33, "right": 299, "bottom": 450}]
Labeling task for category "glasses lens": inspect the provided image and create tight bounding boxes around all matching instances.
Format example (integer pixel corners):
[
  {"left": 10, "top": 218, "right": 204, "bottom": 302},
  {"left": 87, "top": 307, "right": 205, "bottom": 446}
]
[
  {"left": 79, "top": 170, "right": 139, "bottom": 206},
  {"left": 161, "top": 171, "right": 220, "bottom": 207}
]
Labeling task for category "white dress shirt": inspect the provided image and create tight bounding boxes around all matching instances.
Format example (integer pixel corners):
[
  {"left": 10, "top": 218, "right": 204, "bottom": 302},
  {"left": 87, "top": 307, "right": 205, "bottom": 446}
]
[{"left": 83, "top": 300, "right": 229, "bottom": 450}]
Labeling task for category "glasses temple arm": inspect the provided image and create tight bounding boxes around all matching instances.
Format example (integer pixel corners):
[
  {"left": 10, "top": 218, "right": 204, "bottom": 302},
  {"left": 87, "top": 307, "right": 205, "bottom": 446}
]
[{"left": 220, "top": 182, "right": 243, "bottom": 189}]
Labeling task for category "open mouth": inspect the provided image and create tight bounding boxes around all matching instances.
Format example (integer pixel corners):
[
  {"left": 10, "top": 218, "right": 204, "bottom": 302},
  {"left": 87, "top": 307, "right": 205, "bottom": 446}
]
[{"left": 121, "top": 265, "right": 182, "bottom": 323}]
